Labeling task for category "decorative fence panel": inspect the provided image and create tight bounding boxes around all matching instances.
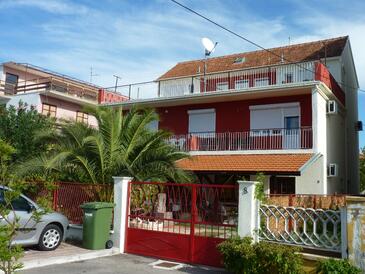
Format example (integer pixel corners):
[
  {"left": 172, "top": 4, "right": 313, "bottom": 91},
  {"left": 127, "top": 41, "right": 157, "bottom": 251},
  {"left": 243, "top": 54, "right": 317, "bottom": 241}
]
[
  {"left": 125, "top": 182, "right": 238, "bottom": 267},
  {"left": 259, "top": 204, "right": 342, "bottom": 252},
  {"left": 54, "top": 182, "right": 113, "bottom": 224},
  {"left": 26, "top": 182, "right": 113, "bottom": 224}
]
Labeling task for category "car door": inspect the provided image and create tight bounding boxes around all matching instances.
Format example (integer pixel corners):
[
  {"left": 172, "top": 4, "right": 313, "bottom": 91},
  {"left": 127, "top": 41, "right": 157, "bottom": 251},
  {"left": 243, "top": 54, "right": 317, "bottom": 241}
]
[{"left": 0, "top": 189, "right": 37, "bottom": 245}]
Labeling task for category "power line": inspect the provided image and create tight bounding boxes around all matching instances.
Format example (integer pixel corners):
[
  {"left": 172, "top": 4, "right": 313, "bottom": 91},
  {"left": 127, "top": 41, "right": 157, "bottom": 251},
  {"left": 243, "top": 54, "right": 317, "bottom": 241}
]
[{"left": 169, "top": 0, "right": 365, "bottom": 94}]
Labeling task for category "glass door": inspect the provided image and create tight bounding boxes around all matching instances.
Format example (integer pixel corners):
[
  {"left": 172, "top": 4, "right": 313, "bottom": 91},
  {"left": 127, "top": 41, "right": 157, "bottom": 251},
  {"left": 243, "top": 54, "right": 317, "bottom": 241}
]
[{"left": 283, "top": 116, "right": 299, "bottom": 149}]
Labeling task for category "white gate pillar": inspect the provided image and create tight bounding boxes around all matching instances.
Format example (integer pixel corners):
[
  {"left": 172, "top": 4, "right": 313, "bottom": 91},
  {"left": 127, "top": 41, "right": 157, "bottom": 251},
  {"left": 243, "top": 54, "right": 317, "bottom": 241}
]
[
  {"left": 112, "top": 176, "right": 133, "bottom": 253},
  {"left": 237, "top": 181, "right": 260, "bottom": 242}
]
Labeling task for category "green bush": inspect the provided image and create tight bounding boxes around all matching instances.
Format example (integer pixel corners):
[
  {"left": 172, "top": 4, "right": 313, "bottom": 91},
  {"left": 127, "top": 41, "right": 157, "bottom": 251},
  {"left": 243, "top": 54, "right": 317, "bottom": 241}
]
[
  {"left": 316, "top": 258, "right": 361, "bottom": 274},
  {"left": 218, "top": 237, "right": 303, "bottom": 274}
]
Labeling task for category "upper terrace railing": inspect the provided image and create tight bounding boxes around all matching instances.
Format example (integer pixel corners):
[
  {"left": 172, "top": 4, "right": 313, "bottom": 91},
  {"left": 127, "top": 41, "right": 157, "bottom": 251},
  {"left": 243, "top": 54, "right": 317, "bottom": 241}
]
[
  {"left": 0, "top": 77, "right": 99, "bottom": 102},
  {"left": 167, "top": 127, "right": 313, "bottom": 152},
  {"left": 106, "top": 61, "right": 345, "bottom": 103}
]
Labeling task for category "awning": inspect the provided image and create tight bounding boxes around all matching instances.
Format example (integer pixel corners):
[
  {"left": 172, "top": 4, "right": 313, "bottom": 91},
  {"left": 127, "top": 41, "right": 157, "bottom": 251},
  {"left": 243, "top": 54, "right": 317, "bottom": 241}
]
[{"left": 176, "top": 154, "right": 314, "bottom": 174}]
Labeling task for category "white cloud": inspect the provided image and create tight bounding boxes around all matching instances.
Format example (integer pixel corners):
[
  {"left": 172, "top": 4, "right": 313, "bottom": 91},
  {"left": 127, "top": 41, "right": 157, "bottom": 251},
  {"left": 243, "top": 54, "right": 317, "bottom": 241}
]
[{"left": 0, "top": 0, "right": 88, "bottom": 15}]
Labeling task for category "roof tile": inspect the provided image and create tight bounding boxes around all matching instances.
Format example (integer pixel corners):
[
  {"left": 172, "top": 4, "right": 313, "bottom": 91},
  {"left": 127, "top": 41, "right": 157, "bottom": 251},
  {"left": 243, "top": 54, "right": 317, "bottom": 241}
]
[
  {"left": 158, "top": 36, "right": 348, "bottom": 80},
  {"left": 176, "top": 154, "right": 313, "bottom": 173}
]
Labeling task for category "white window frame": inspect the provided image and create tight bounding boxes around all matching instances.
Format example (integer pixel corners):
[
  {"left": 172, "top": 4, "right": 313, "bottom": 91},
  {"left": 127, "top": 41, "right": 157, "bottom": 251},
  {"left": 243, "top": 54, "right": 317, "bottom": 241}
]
[
  {"left": 216, "top": 82, "right": 229, "bottom": 91},
  {"left": 249, "top": 103, "right": 301, "bottom": 136},
  {"left": 235, "top": 79, "right": 249, "bottom": 89},
  {"left": 254, "top": 77, "right": 270, "bottom": 87},
  {"left": 188, "top": 108, "right": 216, "bottom": 134}
]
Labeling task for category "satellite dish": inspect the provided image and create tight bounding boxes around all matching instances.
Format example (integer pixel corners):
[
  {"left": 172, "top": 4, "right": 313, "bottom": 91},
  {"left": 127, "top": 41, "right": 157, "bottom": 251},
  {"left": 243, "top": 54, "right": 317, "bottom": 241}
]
[{"left": 201, "top": 37, "right": 218, "bottom": 56}]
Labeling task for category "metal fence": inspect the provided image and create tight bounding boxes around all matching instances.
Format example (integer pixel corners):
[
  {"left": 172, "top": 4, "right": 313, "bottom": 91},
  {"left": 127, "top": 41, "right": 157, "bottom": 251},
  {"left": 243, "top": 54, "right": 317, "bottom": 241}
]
[
  {"left": 128, "top": 182, "right": 238, "bottom": 239},
  {"left": 27, "top": 182, "right": 113, "bottom": 224},
  {"left": 167, "top": 127, "right": 313, "bottom": 151},
  {"left": 259, "top": 204, "right": 343, "bottom": 252}
]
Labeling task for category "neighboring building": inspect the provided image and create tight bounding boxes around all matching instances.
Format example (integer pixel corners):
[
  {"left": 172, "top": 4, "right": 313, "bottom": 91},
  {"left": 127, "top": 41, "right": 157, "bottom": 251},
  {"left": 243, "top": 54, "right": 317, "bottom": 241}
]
[
  {"left": 108, "top": 36, "right": 361, "bottom": 195},
  {"left": 0, "top": 62, "right": 128, "bottom": 126}
]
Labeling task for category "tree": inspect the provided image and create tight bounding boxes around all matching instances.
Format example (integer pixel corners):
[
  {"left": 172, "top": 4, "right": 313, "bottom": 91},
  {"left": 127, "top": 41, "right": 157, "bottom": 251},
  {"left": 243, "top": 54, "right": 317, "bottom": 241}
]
[
  {"left": 360, "top": 147, "right": 365, "bottom": 193},
  {"left": 21, "top": 106, "right": 192, "bottom": 185},
  {"left": 0, "top": 102, "right": 55, "bottom": 163},
  {"left": 0, "top": 139, "right": 48, "bottom": 274}
]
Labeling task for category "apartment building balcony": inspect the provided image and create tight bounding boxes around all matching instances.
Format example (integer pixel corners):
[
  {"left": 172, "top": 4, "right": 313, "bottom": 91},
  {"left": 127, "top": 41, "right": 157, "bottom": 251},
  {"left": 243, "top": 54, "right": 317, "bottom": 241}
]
[
  {"left": 0, "top": 77, "right": 99, "bottom": 103},
  {"left": 109, "top": 61, "right": 345, "bottom": 104},
  {"left": 167, "top": 127, "right": 313, "bottom": 152}
]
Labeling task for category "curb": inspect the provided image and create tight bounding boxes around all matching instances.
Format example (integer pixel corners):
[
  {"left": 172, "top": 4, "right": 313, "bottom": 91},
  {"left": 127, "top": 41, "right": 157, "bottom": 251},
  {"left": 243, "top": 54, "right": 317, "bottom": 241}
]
[{"left": 21, "top": 248, "right": 120, "bottom": 270}]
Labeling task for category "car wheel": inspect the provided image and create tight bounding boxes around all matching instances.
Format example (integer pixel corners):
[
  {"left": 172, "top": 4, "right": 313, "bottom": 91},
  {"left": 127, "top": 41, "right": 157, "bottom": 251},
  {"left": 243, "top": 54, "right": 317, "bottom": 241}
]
[{"left": 38, "top": 224, "right": 63, "bottom": 251}]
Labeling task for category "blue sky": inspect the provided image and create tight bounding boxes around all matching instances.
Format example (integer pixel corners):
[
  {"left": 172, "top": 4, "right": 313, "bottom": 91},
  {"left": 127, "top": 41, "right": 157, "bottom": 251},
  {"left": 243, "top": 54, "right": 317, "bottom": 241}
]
[{"left": 0, "top": 0, "right": 364, "bottom": 148}]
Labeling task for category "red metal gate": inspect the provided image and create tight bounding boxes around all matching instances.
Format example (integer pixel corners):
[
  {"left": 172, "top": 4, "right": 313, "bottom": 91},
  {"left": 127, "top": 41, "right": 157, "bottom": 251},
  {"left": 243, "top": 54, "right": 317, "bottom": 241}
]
[{"left": 125, "top": 182, "right": 238, "bottom": 267}]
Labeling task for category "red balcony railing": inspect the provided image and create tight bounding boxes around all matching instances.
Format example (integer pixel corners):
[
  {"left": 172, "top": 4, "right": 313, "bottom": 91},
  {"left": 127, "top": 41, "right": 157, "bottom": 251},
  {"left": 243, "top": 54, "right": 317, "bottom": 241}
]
[{"left": 167, "top": 127, "right": 313, "bottom": 152}]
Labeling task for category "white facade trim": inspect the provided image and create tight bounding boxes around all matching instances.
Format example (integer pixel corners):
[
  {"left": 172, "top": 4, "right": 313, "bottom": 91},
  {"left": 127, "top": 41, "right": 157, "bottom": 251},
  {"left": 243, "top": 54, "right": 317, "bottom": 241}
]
[
  {"left": 187, "top": 108, "right": 215, "bottom": 115},
  {"left": 299, "top": 153, "right": 322, "bottom": 173},
  {"left": 249, "top": 102, "right": 300, "bottom": 110}
]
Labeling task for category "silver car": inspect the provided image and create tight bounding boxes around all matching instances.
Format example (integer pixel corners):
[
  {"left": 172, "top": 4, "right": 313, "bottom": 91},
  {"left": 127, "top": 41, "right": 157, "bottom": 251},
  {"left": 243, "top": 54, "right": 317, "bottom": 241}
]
[{"left": 0, "top": 186, "right": 69, "bottom": 251}]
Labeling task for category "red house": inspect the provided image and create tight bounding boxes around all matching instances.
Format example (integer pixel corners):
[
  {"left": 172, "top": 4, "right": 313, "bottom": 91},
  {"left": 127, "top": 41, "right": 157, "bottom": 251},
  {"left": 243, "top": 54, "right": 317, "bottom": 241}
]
[{"left": 109, "top": 36, "right": 360, "bottom": 195}]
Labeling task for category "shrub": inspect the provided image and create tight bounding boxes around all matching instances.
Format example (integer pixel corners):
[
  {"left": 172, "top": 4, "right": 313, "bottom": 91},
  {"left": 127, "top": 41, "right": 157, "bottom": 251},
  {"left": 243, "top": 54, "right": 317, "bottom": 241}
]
[
  {"left": 218, "top": 237, "right": 303, "bottom": 274},
  {"left": 316, "top": 258, "right": 361, "bottom": 274}
]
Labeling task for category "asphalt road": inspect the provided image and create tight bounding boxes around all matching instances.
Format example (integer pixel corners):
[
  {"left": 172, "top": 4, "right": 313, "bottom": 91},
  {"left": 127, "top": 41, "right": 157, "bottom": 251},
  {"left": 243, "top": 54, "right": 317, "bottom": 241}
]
[{"left": 21, "top": 254, "right": 227, "bottom": 274}]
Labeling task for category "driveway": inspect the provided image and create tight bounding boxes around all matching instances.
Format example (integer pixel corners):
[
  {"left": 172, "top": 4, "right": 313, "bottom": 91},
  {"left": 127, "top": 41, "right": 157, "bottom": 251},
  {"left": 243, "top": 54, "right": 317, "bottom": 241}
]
[{"left": 21, "top": 253, "right": 227, "bottom": 274}]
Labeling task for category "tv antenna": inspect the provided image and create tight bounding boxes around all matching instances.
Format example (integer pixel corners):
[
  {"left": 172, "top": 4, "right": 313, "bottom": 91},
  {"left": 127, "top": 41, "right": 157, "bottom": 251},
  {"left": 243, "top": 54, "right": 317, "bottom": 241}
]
[
  {"left": 113, "top": 75, "right": 122, "bottom": 92},
  {"left": 90, "top": 67, "right": 99, "bottom": 83}
]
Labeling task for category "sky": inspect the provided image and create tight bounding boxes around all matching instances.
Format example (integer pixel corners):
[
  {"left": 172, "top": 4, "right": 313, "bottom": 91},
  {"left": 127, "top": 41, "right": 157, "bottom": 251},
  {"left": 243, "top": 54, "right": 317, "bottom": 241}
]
[{"left": 0, "top": 0, "right": 364, "bottom": 148}]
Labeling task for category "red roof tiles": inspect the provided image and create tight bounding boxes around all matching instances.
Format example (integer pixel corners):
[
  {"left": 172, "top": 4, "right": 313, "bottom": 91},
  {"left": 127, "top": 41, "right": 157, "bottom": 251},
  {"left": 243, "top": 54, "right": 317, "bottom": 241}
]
[
  {"left": 176, "top": 154, "right": 313, "bottom": 173},
  {"left": 158, "top": 36, "right": 348, "bottom": 80}
]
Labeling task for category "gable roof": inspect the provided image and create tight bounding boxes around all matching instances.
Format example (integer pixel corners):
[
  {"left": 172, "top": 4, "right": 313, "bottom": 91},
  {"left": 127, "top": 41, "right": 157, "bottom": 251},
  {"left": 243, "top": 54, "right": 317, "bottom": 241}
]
[{"left": 158, "top": 36, "right": 348, "bottom": 80}]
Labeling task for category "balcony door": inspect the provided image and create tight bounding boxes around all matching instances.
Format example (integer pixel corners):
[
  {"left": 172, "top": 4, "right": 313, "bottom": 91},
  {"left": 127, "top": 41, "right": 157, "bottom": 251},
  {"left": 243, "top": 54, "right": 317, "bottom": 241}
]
[{"left": 283, "top": 116, "right": 300, "bottom": 149}]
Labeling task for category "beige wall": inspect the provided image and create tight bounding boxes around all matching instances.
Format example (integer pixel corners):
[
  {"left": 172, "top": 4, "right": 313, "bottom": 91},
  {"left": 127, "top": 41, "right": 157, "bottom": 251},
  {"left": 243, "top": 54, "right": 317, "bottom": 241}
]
[
  {"left": 40, "top": 95, "right": 97, "bottom": 126},
  {"left": 296, "top": 155, "right": 325, "bottom": 194}
]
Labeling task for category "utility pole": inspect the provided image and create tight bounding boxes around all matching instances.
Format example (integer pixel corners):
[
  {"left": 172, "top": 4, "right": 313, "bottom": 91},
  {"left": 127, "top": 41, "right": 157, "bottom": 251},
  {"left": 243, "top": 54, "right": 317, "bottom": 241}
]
[
  {"left": 113, "top": 75, "right": 122, "bottom": 92},
  {"left": 90, "top": 67, "right": 99, "bottom": 83}
]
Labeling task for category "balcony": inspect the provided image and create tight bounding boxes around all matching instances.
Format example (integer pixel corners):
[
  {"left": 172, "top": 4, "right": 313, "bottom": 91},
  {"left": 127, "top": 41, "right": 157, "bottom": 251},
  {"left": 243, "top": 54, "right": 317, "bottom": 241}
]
[
  {"left": 0, "top": 77, "right": 99, "bottom": 102},
  {"left": 167, "top": 127, "right": 313, "bottom": 152},
  {"left": 108, "top": 61, "right": 344, "bottom": 103}
]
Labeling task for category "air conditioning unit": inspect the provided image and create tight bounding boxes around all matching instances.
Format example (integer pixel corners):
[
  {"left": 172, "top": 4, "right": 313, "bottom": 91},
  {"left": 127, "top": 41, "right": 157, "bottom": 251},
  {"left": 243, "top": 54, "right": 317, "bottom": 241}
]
[
  {"left": 327, "top": 163, "right": 338, "bottom": 177},
  {"left": 327, "top": 100, "right": 338, "bottom": 114}
]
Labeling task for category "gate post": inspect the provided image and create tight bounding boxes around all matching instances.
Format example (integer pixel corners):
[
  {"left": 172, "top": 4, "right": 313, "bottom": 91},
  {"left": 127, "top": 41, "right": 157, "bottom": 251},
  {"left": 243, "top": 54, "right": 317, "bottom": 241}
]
[
  {"left": 237, "top": 181, "right": 259, "bottom": 242},
  {"left": 344, "top": 196, "right": 365, "bottom": 271},
  {"left": 112, "top": 176, "right": 133, "bottom": 253}
]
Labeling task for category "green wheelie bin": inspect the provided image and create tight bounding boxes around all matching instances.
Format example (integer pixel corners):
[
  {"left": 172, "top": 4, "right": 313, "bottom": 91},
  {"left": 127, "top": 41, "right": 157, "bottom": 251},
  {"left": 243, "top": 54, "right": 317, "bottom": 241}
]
[{"left": 80, "top": 202, "right": 115, "bottom": 250}]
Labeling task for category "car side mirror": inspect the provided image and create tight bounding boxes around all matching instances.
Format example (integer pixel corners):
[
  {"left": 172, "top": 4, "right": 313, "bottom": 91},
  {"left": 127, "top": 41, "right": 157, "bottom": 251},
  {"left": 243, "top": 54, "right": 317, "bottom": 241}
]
[{"left": 28, "top": 204, "right": 36, "bottom": 213}]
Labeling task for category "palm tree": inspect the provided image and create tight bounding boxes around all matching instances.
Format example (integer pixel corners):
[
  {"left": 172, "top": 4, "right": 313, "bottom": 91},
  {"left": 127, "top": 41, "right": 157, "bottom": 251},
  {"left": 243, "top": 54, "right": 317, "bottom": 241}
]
[{"left": 21, "top": 106, "right": 192, "bottom": 185}]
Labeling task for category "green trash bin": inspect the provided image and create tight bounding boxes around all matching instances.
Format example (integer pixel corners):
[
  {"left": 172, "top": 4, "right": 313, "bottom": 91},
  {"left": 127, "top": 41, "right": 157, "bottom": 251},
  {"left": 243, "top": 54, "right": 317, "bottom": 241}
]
[{"left": 80, "top": 202, "right": 115, "bottom": 250}]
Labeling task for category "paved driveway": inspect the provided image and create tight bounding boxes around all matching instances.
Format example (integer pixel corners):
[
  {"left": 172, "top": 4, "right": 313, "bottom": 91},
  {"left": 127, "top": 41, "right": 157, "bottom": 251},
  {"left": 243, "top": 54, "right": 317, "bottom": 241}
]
[{"left": 21, "top": 254, "right": 227, "bottom": 274}]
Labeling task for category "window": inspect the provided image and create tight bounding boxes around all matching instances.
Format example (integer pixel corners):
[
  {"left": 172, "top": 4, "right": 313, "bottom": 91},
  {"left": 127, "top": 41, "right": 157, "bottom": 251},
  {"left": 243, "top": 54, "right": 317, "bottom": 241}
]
[
  {"left": 254, "top": 77, "right": 269, "bottom": 87},
  {"left": 216, "top": 82, "right": 229, "bottom": 91},
  {"left": 5, "top": 73, "right": 18, "bottom": 85},
  {"left": 270, "top": 176, "right": 295, "bottom": 194},
  {"left": 76, "top": 111, "right": 88, "bottom": 124},
  {"left": 250, "top": 103, "right": 300, "bottom": 131},
  {"left": 233, "top": 57, "right": 246, "bottom": 64},
  {"left": 146, "top": 120, "right": 158, "bottom": 131},
  {"left": 188, "top": 109, "right": 216, "bottom": 133},
  {"left": 4, "top": 73, "right": 18, "bottom": 95},
  {"left": 11, "top": 196, "right": 31, "bottom": 211},
  {"left": 0, "top": 189, "right": 31, "bottom": 211},
  {"left": 284, "top": 116, "right": 299, "bottom": 130},
  {"left": 235, "top": 79, "right": 249, "bottom": 89},
  {"left": 284, "top": 73, "right": 293, "bottom": 83},
  {"left": 42, "top": 103, "right": 57, "bottom": 117}
]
